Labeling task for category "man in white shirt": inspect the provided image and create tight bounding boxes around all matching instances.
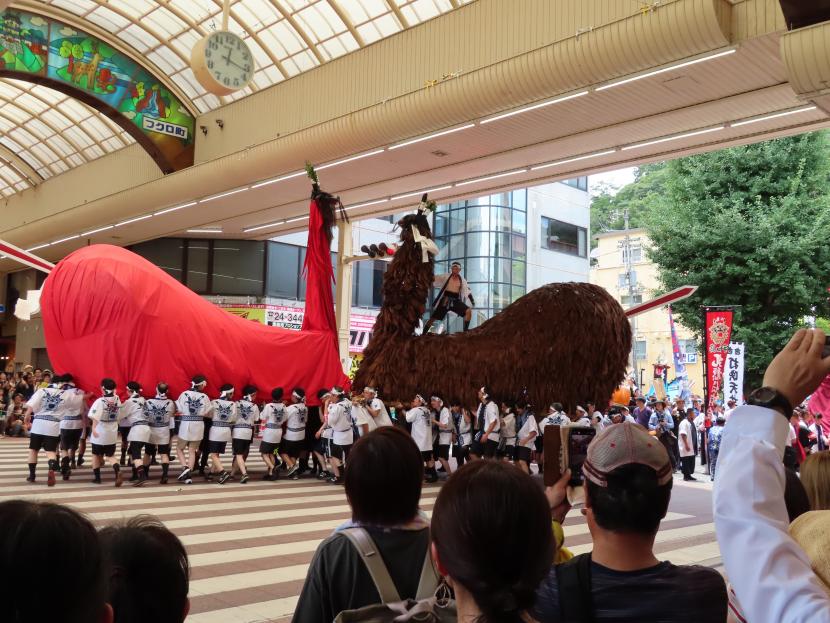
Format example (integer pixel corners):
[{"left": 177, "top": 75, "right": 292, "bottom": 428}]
[
  {"left": 470, "top": 387, "right": 500, "bottom": 459},
  {"left": 57, "top": 374, "right": 86, "bottom": 481},
  {"left": 89, "top": 378, "right": 126, "bottom": 486},
  {"left": 209, "top": 384, "right": 238, "bottom": 484},
  {"left": 282, "top": 388, "right": 308, "bottom": 479},
  {"left": 327, "top": 386, "right": 354, "bottom": 485},
  {"left": 714, "top": 328, "right": 830, "bottom": 623},
  {"left": 121, "top": 381, "right": 149, "bottom": 486},
  {"left": 259, "top": 387, "right": 286, "bottom": 480},
  {"left": 231, "top": 385, "right": 260, "bottom": 484},
  {"left": 678, "top": 408, "right": 697, "bottom": 481},
  {"left": 363, "top": 387, "right": 392, "bottom": 430},
  {"left": 406, "top": 393, "right": 436, "bottom": 482},
  {"left": 24, "top": 376, "right": 69, "bottom": 486},
  {"left": 514, "top": 401, "right": 539, "bottom": 474},
  {"left": 145, "top": 382, "right": 176, "bottom": 484},
  {"left": 175, "top": 375, "right": 212, "bottom": 484},
  {"left": 431, "top": 395, "right": 453, "bottom": 476}
]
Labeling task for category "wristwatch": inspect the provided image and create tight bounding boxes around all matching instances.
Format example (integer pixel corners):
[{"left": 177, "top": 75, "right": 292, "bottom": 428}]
[{"left": 747, "top": 387, "right": 793, "bottom": 418}]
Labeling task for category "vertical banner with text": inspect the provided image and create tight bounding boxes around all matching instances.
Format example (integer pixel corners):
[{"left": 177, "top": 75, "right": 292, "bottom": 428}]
[
  {"left": 668, "top": 306, "right": 691, "bottom": 401},
  {"left": 725, "top": 342, "right": 745, "bottom": 404},
  {"left": 705, "top": 309, "right": 734, "bottom": 406}
]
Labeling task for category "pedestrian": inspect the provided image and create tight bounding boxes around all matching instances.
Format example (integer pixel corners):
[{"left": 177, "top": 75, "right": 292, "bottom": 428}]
[
  {"left": 175, "top": 375, "right": 212, "bottom": 485},
  {"left": 89, "top": 378, "right": 126, "bottom": 486},
  {"left": 145, "top": 382, "right": 176, "bottom": 484},
  {"left": 649, "top": 399, "right": 677, "bottom": 471},
  {"left": 231, "top": 385, "right": 260, "bottom": 484},
  {"left": 259, "top": 387, "right": 286, "bottom": 480},
  {"left": 633, "top": 396, "right": 652, "bottom": 428},
  {"left": 282, "top": 388, "right": 308, "bottom": 479},
  {"left": 708, "top": 414, "right": 726, "bottom": 481},
  {"left": 679, "top": 407, "right": 697, "bottom": 481},
  {"left": 208, "top": 384, "right": 237, "bottom": 484},
  {"left": 405, "top": 393, "right": 436, "bottom": 483}
]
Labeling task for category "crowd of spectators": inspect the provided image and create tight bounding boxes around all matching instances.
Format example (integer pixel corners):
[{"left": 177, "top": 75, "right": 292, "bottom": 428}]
[{"left": 0, "top": 365, "right": 50, "bottom": 437}]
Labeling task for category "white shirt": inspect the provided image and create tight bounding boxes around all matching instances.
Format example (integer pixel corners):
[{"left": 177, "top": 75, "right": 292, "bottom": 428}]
[
  {"left": 175, "top": 390, "right": 212, "bottom": 442},
  {"left": 714, "top": 405, "right": 830, "bottom": 623},
  {"left": 58, "top": 386, "right": 86, "bottom": 431},
  {"left": 209, "top": 399, "right": 237, "bottom": 442},
  {"left": 455, "top": 409, "right": 472, "bottom": 446},
  {"left": 28, "top": 387, "right": 79, "bottom": 437},
  {"left": 479, "top": 401, "right": 500, "bottom": 442},
  {"left": 406, "top": 406, "right": 433, "bottom": 451},
  {"left": 328, "top": 400, "right": 354, "bottom": 446},
  {"left": 352, "top": 404, "right": 372, "bottom": 436},
  {"left": 233, "top": 399, "right": 260, "bottom": 441},
  {"left": 285, "top": 403, "right": 308, "bottom": 441},
  {"left": 500, "top": 412, "right": 517, "bottom": 446},
  {"left": 124, "top": 396, "right": 150, "bottom": 442},
  {"left": 678, "top": 418, "right": 695, "bottom": 457},
  {"left": 260, "top": 402, "right": 286, "bottom": 444},
  {"left": 89, "top": 395, "right": 125, "bottom": 445},
  {"left": 540, "top": 412, "right": 570, "bottom": 430},
  {"left": 367, "top": 398, "right": 392, "bottom": 430},
  {"left": 517, "top": 413, "right": 539, "bottom": 448},
  {"left": 144, "top": 397, "right": 176, "bottom": 445},
  {"left": 436, "top": 407, "right": 453, "bottom": 445}
]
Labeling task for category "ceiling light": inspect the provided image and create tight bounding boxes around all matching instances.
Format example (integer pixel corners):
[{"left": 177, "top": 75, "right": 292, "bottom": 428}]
[
  {"left": 456, "top": 169, "right": 527, "bottom": 187},
  {"left": 317, "top": 149, "right": 385, "bottom": 170},
  {"left": 250, "top": 171, "right": 305, "bottom": 190},
  {"left": 389, "top": 124, "right": 476, "bottom": 150},
  {"left": 481, "top": 91, "right": 589, "bottom": 125},
  {"left": 243, "top": 222, "right": 282, "bottom": 233},
  {"left": 81, "top": 225, "right": 114, "bottom": 236},
  {"left": 596, "top": 48, "right": 737, "bottom": 91},
  {"left": 186, "top": 229, "right": 223, "bottom": 233},
  {"left": 115, "top": 214, "right": 153, "bottom": 227},
  {"left": 284, "top": 216, "right": 309, "bottom": 224},
  {"left": 52, "top": 234, "right": 79, "bottom": 245},
  {"left": 731, "top": 106, "right": 818, "bottom": 127},
  {"left": 154, "top": 201, "right": 197, "bottom": 216},
  {"left": 621, "top": 126, "right": 724, "bottom": 151},
  {"left": 345, "top": 199, "right": 389, "bottom": 211},
  {"left": 531, "top": 149, "right": 617, "bottom": 171},
  {"left": 27, "top": 243, "right": 51, "bottom": 252},
  {"left": 200, "top": 187, "right": 248, "bottom": 203},
  {"left": 391, "top": 185, "right": 453, "bottom": 201}
]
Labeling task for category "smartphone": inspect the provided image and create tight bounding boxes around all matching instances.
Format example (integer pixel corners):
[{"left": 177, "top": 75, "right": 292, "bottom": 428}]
[
  {"left": 566, "top": 428, "right": 596, "bottom": 487},
  {"left": 823, "top": 336, "right": 830, "bottom": 359},
  {"left": 542, "top": 425, "right": 597, "bottom": 487}
]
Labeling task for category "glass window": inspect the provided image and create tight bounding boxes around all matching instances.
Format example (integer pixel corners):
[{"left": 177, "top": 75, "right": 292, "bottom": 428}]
[
  {"left": 212, "top": 240, "right": 265, "bottom": 296},
  {"left": 494, "top": 258, "right": 511, "bottom": 283},
  {"left": 491, "top": 206, "right": 512, "bottom": 232},
  {"left": 466, "top": 257, "right": 491, "bottom": 282},
  {"left": 466, "top": 232, "right": 489, "bottom": 257},
  {"left": 511, "top": 260, "right": 526, "bottom": 285},
  {"left": 130, "top": 238, "right": 183, "bottom": 281},
  {"left": 448, "top": 209, "right": 466, "bottom": 235},
  {"left": 512, "top": 189, "right": 527, "bottom": 211},
  {"left": 491, "top": 283, "right": 511, "bottom": 310},
  {"left": 353, "top": 260, "right": 385, "bottom": 308},
  {"left": 634, "top": 340, "right": 647, "bottom": 361},
  {"left": 511, "top": 285, "right": 525, "bottom": 303},
  {"left": 186, "top": 242, "right": 209, "bottom": 293},
  {"left": 561, "top": 177, "right": 588, "bottom": 191},
  {"left": 541, "top": 217, "right": 588, "bottom": 258},
  {"left": 469, "top": 283, "right": 490, "bottom": 310},
  {"left": 512, "top": 234, "right": 526, "bottom": 261},
  {"left": 489, "top": 192, "right": 510, "bottom": 207},
  {"left": 266, "top": 242, "right": 300, "bottom": 299},
  {"left": 621, "top": 245, "right": 643, "bottom": 264},
  {"left": 433, "top": 212, "right": 448, "bottom": 238},
  {"left": 297, "top": 248, "right": 308, "bottom": 300},
  {"left": 466, "top": 205, "right": 490, "bottom": 231},
  {"left": 492, "top": 232, "right": 511, "bottom": 258},
  {"left": 512, "top": 209, "right": 527, "bottom": 235}
]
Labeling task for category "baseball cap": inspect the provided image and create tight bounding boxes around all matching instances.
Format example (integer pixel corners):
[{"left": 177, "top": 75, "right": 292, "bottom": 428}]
[{"left": 583, "top": 422, "right": 673, "bottom": 487}]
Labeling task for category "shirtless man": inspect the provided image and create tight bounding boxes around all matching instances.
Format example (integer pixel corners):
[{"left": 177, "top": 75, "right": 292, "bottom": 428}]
[{"left": 424, "top": 261, "right": 475, "bottom": 333}]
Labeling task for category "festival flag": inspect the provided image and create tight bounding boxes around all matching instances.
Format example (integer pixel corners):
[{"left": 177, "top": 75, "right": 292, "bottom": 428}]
[
  {"left": 705, "top": 309, "right": 734, "bottom": 406},
  {"left": 668, "top": 306, "right": 691, "bottom": 401},
  {"left": 725, "top": 342, "right": 745, "bottom": 404}
]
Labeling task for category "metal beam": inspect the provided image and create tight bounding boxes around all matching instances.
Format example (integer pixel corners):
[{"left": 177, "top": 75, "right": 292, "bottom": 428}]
[{"left": 0, "top": 144, "right": 41, "bottom": 187}]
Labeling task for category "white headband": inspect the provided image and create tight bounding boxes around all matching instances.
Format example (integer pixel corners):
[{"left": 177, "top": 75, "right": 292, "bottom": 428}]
[{"left": 292, "top": 391, "right": 305, "bottom": 402}]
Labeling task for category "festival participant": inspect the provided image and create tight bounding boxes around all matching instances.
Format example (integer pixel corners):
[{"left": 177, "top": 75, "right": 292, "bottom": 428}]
[
  {"left": 350, "top": 391, "right": 372, "bottom": 439},
  {"left": 260, "top": 387, "right": 286, "bottom": 481},
  {"left": 117, "top": 387, "right": 133, "bottom": 467},
  {"left": 633, "top": 396, "right": 652, "bottom": 428},
  {"left": 707, "top": 414, "right": 726, "bottom": 482},
  {"left": 305, "top": 389, "right": 326, "bottom": 477},
  {"left": 175, "top": 375, "right": 212, "bottom": 485},
  {"left": 679, "top": 408, "right": 698, "bottom": 481},
  {"left": 423, "top": 261, "right": 475, "bottom": 333},
  {"left": 327, "top": 386, "right": 354, "bottom": 485},
  {"left": 572, "top": 405, "right": 592, "bottom": 428},
  {"left": 470, "top": 387, "right": 500, "bottom": 459},
  {"left": 451, "top": 400, "right": 472, "bottom": 468},
  {"left": 207, "top": 384, "right": 237, "bottom": 484},
  {"left": 145, "top": 382, "right": 176, "bottom": 484},
  {"left": 120, "top": 381, "right": 148, "bottom": 484},
  {"left": 406, "top": 393, "right": 437, "bottom": 483},
  {"left": 809, "top": 412, "right": 827, "bottom": 452},
  {"left": 313, "top": 389, "right": 333, "bottom": 480},
  {"left": 282, "top": 388, "right": 308, "bottom": 480},
  {"left": 515, "top": 401, "right": 539, "bottom": 474},
  {"left": 649, "top": 399, "right": 677, "bottom": 471},
  {"left": 363, "top": 387, "right": 392, "bottom": 430},
  {"left": 230, "top": 385, "right": 259, "bottom": 484},
  {"left": 89, "top": 378, "right": 126, "bottom": 486},
  {"left": 57, "top": 374, "right": 86, "bottom": 480},
  {"left": 535, "top": 402, "right": 570, "bottom": 472},
  {"left": 24, "top": 373, "right": 67, "bottom": 485},
  {"left": 499, "top": 400, "right": 517, "bottom": 460},
  {"left": 431, "top": 395, "right": 453, "bottom": 476}
]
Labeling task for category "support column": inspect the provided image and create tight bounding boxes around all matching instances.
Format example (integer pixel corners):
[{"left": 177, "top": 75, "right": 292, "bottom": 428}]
[{"left": 334, "top": 220, "right": 353, "bottom": 372}]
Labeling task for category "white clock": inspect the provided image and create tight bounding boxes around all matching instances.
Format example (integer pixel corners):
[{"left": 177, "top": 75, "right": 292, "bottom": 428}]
[{"left": 191, "top": 30, "right": 254, "bottom": 96}]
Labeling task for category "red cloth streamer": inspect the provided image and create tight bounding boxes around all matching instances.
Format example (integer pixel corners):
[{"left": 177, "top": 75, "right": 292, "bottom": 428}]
[
  {"left": 301, "top": 197, "right": 337, "bottom": 337},
  {"left": 41, "top": 244, "right": 346, "bottom": 402},
  {"left": 808, "top": 375, "right": 830, "bottom": 438}
]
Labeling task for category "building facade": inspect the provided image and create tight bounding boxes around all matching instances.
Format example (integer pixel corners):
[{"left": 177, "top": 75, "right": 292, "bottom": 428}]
[{"left": 590, "top": 228, "right": 704, "bottom": 395}]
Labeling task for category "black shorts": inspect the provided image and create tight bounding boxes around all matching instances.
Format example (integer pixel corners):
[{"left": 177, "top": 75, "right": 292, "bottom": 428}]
[
  {"left": 60, "top": 428, "right": 83, "bottom": 450},
  {"left": 92, "top": 443, "right": 116, "bottom": 457},
  {"left": 515, "top": 446, "right": 532, "bottom": 464},
  {"left": 155, "top": 444, "right": 171, "bottom": 456},
  {"left": 208, "top": 440, "right": 227, "bottom": 455},
  {"left": 129, "top": 441, "right": 154, "bottom": 460},
  {"left": 498, "top": 444, "right": 515, "bottom": 459},
  {"left": 331, "top": 443, "right": 352, "bottom": 461},
  {"left": 483, "top": 439, "right": 499, "bottom": 458},
  {"left": 172, "top": 417, "right": 181, "bottom": 436},
  {"left": 314, "top": 437, "right": 332, "bottom": 457},
  {"left": 118, "top": 425, "right": 131, "bottom": 441},
  {"left": 232, "top": 438, "right": 251, "bottom": 456},
  {"left": 259, "top": 440, "right": 280, "bottom": 455},
  {"left": 281, "top": 438, "right": 304, "bottom": 458},
  {"left": 534, "top": 436, "right": 544, "bottom": 453},
  {"left": 436, "top": 445, "right": 450, "bottom": 461},
  {"left": 470, "top": 438, "right": 484, "bottom": 456},
  {"left": 29, "top": 433, "right": 59, "bottom": 453},
  {"left": 431, "top": 292, "right": 469, "bottom": 320},
  {"left": 420, "top": 450, "right": 434, "bottom": 462}
]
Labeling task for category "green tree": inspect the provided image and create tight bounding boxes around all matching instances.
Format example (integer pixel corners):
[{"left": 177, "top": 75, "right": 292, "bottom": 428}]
[
  {"left": 645, "top": 131, "right": 830, "bottom": 389},
  {"left": 590, "top": 162, "right": 668, "bottom": 240}
]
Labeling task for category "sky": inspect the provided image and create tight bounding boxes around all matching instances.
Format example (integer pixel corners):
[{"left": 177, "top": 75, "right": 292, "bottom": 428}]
[{"left": 588, "top": 166, "right": 636, "bottom": 195}]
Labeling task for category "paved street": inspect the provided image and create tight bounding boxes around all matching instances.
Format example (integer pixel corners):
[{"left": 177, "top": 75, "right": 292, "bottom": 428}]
[{"left": 0, "top": 438, "right": 720, "bottom": 622}]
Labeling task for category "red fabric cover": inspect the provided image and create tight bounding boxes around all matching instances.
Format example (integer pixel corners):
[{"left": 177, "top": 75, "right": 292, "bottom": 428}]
[
  {"left": 808, "top": 375, "right": 830, "bottom": 437},
  {"left": 40, "top": 244, "right": 346, "bottom": 402},
  {"left": 301, "top": 197, "right": 337, "bottom": 337}
]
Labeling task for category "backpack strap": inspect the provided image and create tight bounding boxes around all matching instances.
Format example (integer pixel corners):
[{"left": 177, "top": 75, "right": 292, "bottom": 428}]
[
  {"left": 341, "top": 528, "right": 401, "bottom": 603},
  {"left": 556, "top": 552, "right": 593, "bottom": 623},
  {"left": 415, "top": 529, "right": 440, "bottom": 600}
]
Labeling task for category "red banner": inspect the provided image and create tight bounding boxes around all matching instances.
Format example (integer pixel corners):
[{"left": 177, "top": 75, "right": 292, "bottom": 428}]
[{"left": 705, "top": 309, "right": 734, "bottom": 406}]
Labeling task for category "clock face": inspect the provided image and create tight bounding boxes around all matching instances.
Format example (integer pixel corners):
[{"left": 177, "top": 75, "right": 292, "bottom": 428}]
[{"left": 202, "top": 31, "right": 254, "bottom": 93}]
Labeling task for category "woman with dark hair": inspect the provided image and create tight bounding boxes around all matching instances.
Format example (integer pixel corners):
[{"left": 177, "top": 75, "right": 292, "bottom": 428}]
[
  {"left": 293, "top": 426, "right": 432, "bottom": 622},
  {"left": 100, "top": 515, "right": 190, "bottom": 623},
  {"left": 431, "top": 460, "right": 553, "bottom": 623},
  {"left": 0, "top": 500, "right": 112, "bottom": 623}
]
